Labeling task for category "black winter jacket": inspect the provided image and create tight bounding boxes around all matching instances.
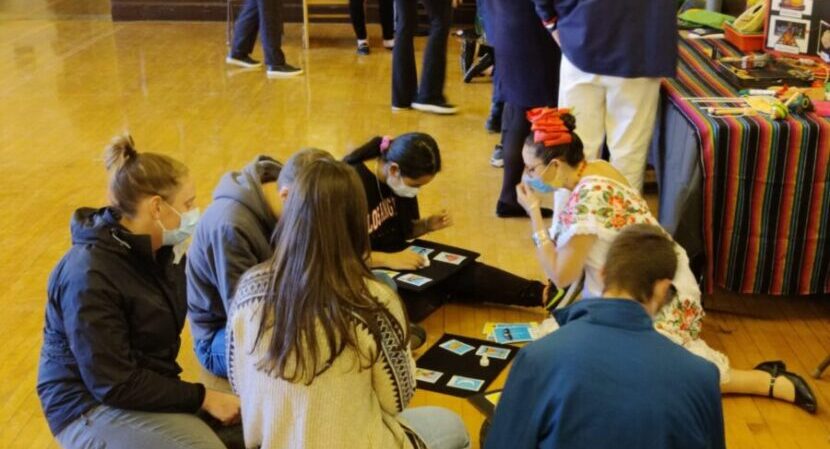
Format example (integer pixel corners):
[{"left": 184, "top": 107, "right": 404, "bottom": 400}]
[{"left": 37, "top": 207, "right": 204, "bottom": 435}]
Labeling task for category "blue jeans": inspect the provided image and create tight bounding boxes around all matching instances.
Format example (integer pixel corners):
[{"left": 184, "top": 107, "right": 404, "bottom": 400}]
[
  {"left": 56, "top": 405, "right": 243, "bottom": 449},
  {"left": 231, "top": 0, "right": 286, "bottom": 66},
  {"left": 400, "top": 407, "right": 470, "bottom": 449},
  {"left": 195, "top": 328, "right": 228, "bottom": 378}
]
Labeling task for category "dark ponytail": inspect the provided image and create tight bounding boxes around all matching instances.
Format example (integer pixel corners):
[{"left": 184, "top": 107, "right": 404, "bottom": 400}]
[
  {"left": 524, "top": 112, "right": 585, "bottom": 167},
  {"left": 344, "top": 133, "right": 442, "bottom": 179}
]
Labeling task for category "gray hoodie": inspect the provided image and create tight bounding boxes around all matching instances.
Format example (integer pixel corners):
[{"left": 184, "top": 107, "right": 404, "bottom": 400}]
[{"left": 186, "top": 155, "right": 282, "bottom": 341}]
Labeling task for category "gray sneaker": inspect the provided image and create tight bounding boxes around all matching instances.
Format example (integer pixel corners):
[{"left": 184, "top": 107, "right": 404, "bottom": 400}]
[{"left": 490, "top": 144, "right": 504, "bottom": 168}]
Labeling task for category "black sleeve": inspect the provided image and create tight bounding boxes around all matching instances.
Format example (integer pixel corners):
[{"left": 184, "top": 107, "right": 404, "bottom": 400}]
[
  {"left": 62, "top": 271, "right": 205, "bottom": 413},
  {"left": 399, "top": 197, "right": 420, "bottom": 239}
]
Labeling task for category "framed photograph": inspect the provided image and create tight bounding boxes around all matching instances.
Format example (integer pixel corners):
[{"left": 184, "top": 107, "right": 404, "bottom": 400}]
[
  {"left": 819, "top": 21, "right": 830, "bottom": 62},
  {"left": 772, "top": 0, "right": 814, "bottom": 17},
  {"left": 764, "top": 0, "right": 830, "bottom": 59},
  {"left": 767, "top": 15, "right": 811, "bottom": 54}
]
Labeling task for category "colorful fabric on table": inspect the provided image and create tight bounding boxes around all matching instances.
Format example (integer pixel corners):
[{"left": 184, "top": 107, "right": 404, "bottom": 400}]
[{"left": 662, "top": 37, "right": 830, "bottom": 295}]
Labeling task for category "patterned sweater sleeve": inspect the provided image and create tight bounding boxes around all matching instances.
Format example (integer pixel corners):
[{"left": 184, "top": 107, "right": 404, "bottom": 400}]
[
  {"left": 369, "top": 283, "right": 416, "bottom": 415},
  {"left": 554, "top": 178, "right": 654, "bottom": 247}
]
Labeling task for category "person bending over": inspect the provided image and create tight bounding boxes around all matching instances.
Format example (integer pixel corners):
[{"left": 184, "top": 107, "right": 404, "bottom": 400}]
[
  {"left": 486, "top": 224, "right": 726, "bottom": 449},
  {"left": 343, "top": 134, "right": 562, "bottom": 324},
  {"left": 227, "top": 159, "right": 470, "bottom": 449},
  {"left": 37, "top": 136, "right": 243, "bottom": 449},
  {"left": 188, "top": 149, "right": 334, "bottom": 378},
  {"left": 516, "top": 108, "right": 817, "bottom": 413}
]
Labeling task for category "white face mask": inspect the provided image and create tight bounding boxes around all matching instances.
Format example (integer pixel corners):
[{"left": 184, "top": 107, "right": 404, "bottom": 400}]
[
  {"left": 387, "top": 173, "right": 420, "bottom": 198},
  {"left": 157, "top": 203, "right": 200, "bottom": 247}
]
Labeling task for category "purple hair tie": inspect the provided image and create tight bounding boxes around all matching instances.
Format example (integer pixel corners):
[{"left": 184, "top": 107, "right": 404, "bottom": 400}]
[{"left": 380, "top": 136, "right": 392, "bottom": 153}]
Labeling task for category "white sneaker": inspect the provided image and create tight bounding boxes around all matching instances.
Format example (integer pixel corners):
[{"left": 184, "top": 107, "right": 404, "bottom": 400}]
[
  {"left": 412, "top": 102, "right": 458, "bottom": 115},
  {"left": 383, "top": 39, "right": 395, "bottom": 49}
]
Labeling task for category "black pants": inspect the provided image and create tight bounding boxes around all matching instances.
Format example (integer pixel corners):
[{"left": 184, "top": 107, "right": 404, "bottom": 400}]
[
  {"left": 231, "top": 0, "right": 286, "bottom": 66},
  {"left": 496, "top": 102, "right": 532, "bottom": 211},
  {"left": 400, "top": 261, "right": 543, "bottom": 323},
  {"left": 392, "top": 0, "right": 452, "bottom": 106},
  {"left": 349, "top": 0, "right": 395, "bottom": 41}
]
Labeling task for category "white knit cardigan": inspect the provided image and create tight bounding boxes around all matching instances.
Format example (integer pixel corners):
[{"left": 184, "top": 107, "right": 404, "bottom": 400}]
[{"left": 227, "top": 266, "right": 426, "bottom": 449}]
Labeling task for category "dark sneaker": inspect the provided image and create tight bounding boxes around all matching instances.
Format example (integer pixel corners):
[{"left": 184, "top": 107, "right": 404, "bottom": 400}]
[
  {"left": 542, "top": 280, "right": 566, "bottom": 313},
  {"left": 225, "top": 54, "right": 262, "bottom": 69},
  {"left": 266, "top": 64, "right": 303, "bottom": 78},
  {"left": 490, "top": 144, "right": 504, "bottom": 168},
  {"left": 412, "top": 102, "right": 458, "bottom": 115},
  {"left": 357, "top": 42, "right": 370, "bottom": 55},
  {"left": 485, "top": 102, "right": 504, "bottom": 133}
]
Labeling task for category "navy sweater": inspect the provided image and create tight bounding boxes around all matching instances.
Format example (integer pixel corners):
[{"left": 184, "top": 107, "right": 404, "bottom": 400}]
[
  {"left": 530, "top": 0, "right": 678, "bottom": 78},
  {"left": 485, "top": 298, "right": 725, "bottom": 449}
]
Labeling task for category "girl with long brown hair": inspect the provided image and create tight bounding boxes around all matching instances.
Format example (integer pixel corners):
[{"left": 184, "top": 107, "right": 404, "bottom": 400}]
[{"left": 228, "top": 159, "right": 469, "bottom": 449}]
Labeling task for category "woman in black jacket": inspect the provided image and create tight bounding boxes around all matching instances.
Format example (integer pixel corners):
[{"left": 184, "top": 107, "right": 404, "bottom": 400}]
[{"left": 37, "top": 136, "right": 243, "bottom": 449}]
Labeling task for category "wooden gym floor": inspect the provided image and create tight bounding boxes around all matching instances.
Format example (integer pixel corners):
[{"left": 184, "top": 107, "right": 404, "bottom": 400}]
[{"left": 2, "top": 2, "right": 830, "bottom": 447}]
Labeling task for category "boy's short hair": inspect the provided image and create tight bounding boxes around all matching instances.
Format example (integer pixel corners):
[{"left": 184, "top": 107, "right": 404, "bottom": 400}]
[
  {"left": 277, "top": 148, "right": 335, "bottom": 189},
  {"left": 604, "top": 224, "right": 677, "bottom": 303}
]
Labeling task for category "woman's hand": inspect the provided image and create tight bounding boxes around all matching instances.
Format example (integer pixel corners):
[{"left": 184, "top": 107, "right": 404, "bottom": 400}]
[
  {"left": 426, "top": 210, "right": 453, "bottom": 232},
  {"left": 452, "top": 0, "right": 462, "bottom": 8},
  {"left": 379, "top": 251, "right": 429, "bottom": 270},
  {"left": 202, "top": 389, "right": 241, "bottom": 426},
  {"left": 516, "top": 183, "right": 542, "bottom": 214}
]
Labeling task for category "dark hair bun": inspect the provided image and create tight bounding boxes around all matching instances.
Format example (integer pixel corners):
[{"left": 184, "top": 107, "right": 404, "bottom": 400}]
[
  {"left": 561, "top": 113, "right": 577, "bottom": 133},
  {"left": 104, "top": 134, "right": 138, "bottom": 172}
]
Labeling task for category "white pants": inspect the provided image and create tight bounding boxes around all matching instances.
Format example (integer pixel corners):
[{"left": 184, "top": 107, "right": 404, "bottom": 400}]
[{"left": 559, "top": 55, "right": 661, "bottom": 192}]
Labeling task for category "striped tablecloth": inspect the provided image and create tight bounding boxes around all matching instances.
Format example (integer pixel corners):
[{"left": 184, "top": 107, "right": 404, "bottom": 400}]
[{"left": 662, "top": 37, "right": 829, "bottom": 296}]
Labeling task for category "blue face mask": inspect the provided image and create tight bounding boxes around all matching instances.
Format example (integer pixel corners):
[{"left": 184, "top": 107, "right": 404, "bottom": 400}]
[
  {"left": 522, "top": 173, "right": 556, "bottom": 194},
  {"left": 157, "top": 203, "right": 200, "bottom": 247}
]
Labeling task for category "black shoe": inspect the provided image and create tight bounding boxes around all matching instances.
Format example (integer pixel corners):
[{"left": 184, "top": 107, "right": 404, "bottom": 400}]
[
  {"left": 266, "top": 64, "right": 303, "bottom": 78},
  {"left": 485, "top": 103, "right": 503, "bottom": 134},
  {"left": 409, "top": 323, "right": 427, "bottom": 351},
  {"left": 496, "top": 202, "right": 553, "bottom": 218},
  {"left": 412, "top": 101, "right": 458, "bottom": 115},
  {"left": 754, "top": 360, "right": 787, "bottom": 376},
  {"left": 225, "top": 54, "right": 262, "bottom": 68},
  {"left": 464, "top": 52, "right": 494, "bottom": 83},
  {"left": 755, "top": 360, "right": 818, "bottom": 414},
  {"left": 357, "top": 42, "right": 370, "bottom": 55}
]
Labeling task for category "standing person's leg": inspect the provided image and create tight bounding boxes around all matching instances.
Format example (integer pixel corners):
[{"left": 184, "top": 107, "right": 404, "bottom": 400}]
[
  {"left": 496, "top": 103, "right": 533, "bottom": 216},
  {"left": 56, "top": 405, "right": 234, "bottom": 449},
  {"left": 558, "top": 54, "right": 606, "bottom": 160},
  {"left": 399, "top": 407, "right": 471, "bottom": 449},
  {"left": 230, "top": 0, "right": 260, "bottom": 59},
  {"left": 349, "top": 0, "right": 369, "bottom": 41},
  {"left": 257, "top": 0, "right": 287, "bottom": 67},
  {"left": 392, "top": 0, "right": 419, "bottom": 108},
  {"left": 602, "top": 76, "right": 661, "bottom": 192},
  {"left": 446, "top": 262, "right": 544, "bottom": 308},
  {"left": 379, "top": 0, "right": 396, "bottom": 43},
  {"left": 414, "top": 0, "right": 453, "bottom": 107}
]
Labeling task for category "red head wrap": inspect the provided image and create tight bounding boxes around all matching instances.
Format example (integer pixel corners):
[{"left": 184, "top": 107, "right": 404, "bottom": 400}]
[{"left": 526, "top": 107, "right": 573, "bottom": 147}]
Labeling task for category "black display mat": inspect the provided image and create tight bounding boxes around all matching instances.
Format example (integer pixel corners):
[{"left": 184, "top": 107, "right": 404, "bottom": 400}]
[
  {"left": 386, "top": 240, "right": 480, "bottom": 292},
  {"left": 468, "top": 389, "right": 503, "bottom": 418},
  {"left": 415, "top": 333, "right": 515, "bottom": 398}
]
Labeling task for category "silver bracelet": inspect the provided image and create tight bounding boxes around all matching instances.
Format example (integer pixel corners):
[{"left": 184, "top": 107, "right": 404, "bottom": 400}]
[{"left": 531, "top": 230, "right": 552, "bottom": 248}]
